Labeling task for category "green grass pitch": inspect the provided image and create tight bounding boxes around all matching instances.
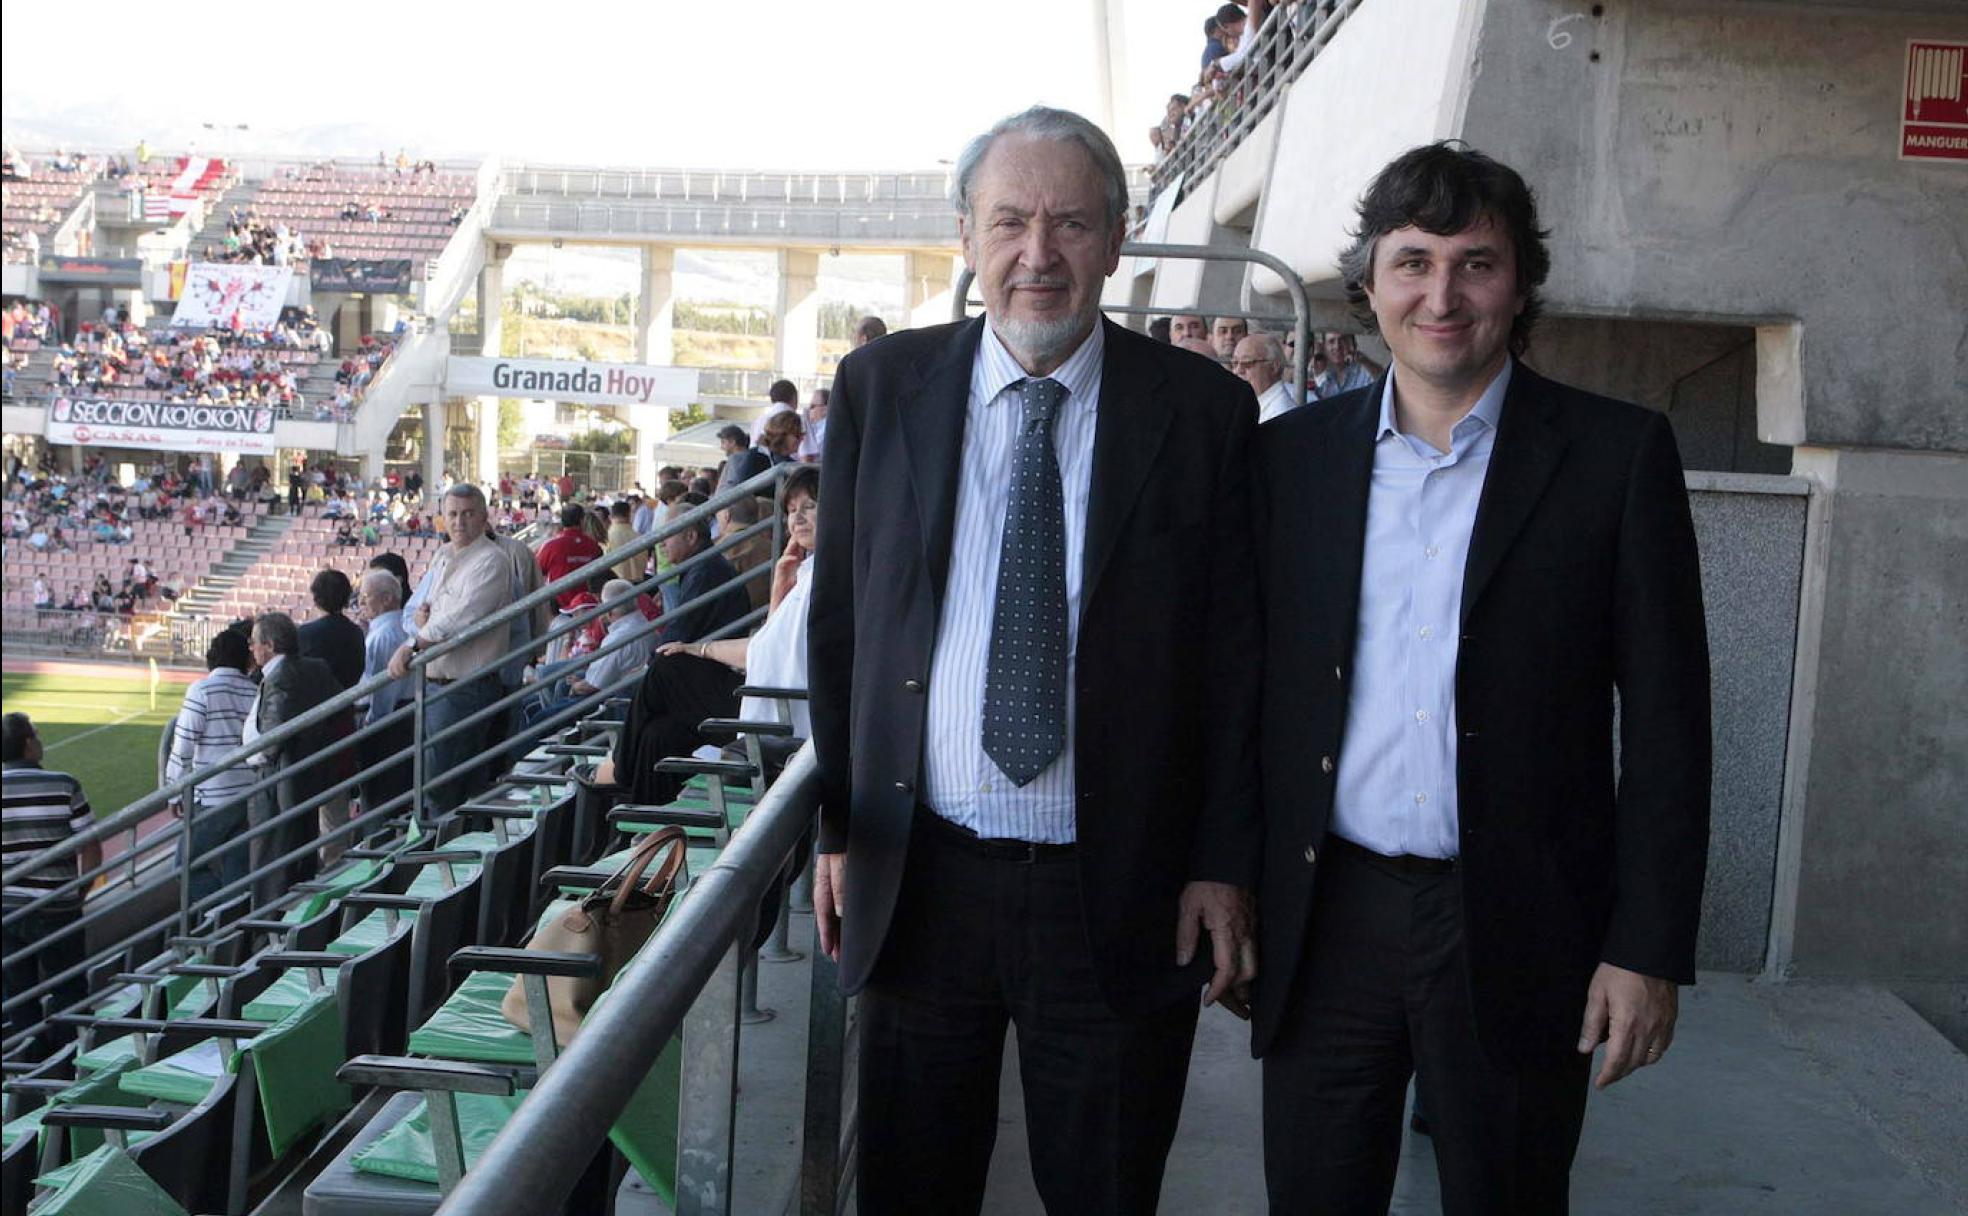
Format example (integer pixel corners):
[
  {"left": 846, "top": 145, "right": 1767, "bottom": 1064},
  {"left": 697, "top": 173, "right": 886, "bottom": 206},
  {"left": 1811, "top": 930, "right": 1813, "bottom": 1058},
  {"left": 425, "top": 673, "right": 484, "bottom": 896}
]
[{"left": 2, "top": 669, "right": 191, "bottom": 820}]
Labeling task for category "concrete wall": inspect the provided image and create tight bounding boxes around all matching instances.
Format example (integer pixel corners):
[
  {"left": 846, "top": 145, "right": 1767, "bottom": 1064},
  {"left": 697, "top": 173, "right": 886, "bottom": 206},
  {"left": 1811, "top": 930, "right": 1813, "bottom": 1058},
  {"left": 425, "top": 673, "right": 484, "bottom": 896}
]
[
  {"left": 1781, "top": 448, "right": 1968, "bottom": 978},
  {"left": 1686, "top": 475, "right": 1811, "bottom": 971},
  {"left": 1457, "top": 0, "right": 1968, "bottom": 451}
]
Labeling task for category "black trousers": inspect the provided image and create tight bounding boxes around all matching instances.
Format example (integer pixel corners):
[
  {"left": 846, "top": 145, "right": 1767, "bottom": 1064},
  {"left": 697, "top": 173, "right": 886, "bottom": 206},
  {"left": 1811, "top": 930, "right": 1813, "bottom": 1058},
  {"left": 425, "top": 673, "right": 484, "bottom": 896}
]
[
  {"left": 1262, "top": 839, "right": 1591, "bottom": 1216},
  {"left": 857, "top": 810, "right": 1198, "bottom": 1216},
  {"left": 612, "top": 654, "right": 740, "bottom": 806}
]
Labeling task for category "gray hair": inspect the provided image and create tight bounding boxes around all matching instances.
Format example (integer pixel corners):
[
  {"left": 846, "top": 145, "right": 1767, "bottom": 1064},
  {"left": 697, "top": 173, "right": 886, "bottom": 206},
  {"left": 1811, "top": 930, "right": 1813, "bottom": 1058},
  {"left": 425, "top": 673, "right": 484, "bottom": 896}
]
[
  {"left": 254, "top": 610, "right": 300, "bottom": 656},
  {"left": 1244, "top": 332, "right": 1285, "bottom": 368},
  {"left": 359, "top": 568, "right": 402, "bottom": 610},
  {"left": 442, "top": 483, "right": 487, "bottom": 511},
  {"left": 952, "top": 106, "right": 1128, "bottom": 232}
]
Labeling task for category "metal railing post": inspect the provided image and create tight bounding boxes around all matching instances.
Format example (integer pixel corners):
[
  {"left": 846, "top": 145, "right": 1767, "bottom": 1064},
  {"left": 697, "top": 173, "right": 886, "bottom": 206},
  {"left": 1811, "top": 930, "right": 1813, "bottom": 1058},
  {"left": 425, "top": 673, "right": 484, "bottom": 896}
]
[
  {"left": 413, "top": 664, "right": 428, "bottom": 826},
  {"left": 676, "top": 941, "right": 744, "bottom": 1216},
  {"left": 798, "top": 913, "right": 849, "bottom": 1216}
]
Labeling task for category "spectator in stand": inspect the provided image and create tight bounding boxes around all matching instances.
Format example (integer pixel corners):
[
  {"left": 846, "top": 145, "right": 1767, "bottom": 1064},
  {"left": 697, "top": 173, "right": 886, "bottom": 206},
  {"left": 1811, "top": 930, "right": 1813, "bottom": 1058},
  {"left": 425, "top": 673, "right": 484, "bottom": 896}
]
[
  {"left": 1315, "top": 330, "right": 1381, "bottom": 398},
  {"left": 1232, "top": 332, "right": 1298, "bottom": 424},
  {"left": 355, "top": 568, "right": 413, "bottom": 816},
  {"left": 853, "top": 315, "right": 888, "bottom": 348},
  {"left": 2, "top": 713, "right": 101, "bottom": 1048},
  {"left": 751, "top": 379, "right": 801, "bottom": 445},
  {"left": 242, "top": 612, "right": 337, "bottom": 904},
  {"left": 1171, "top": 313, "right": 1207, "bottom": 344},
  {"left": 299, "top": 569, "right": 365, "bottom": 865},
  {"left": 759, "top": 410, "right": 806, "bottom": 467},
  {"left": 1149, "top": 316, "right": 1174, "bottom": 343},
  {"left": 799, "top": 388, "right": 831, "bottom": 462},
  {"left": 521, "top": 579, "right": 656, "bottom": 727},
  {"left": 655, "top": 509, "right": 752, "bottom": 647},
  {"left": 607, "top": 500, "right": 644, "bottom": 582},
  {"left": 600, "top": 465, "right": 821, "bottom": 804},
  {"left": 537, "top": 503, "right": 605, "bottom": 610},
  {"left": 165, "top": 629, "right": 259, "bottom": 904},
  {"left": 714, "top": 424, "right": 754, "bottom": 492},
  {"left": 386, "top": 485, "right": 514, "bottom": 814},
  {"left": 1202, "top": 14, "right": 1228, "bottom": 69},
  {"left": 31, "top": 576, "right": 50, "bottom": 608},
  {"left": 1211, "top": 315, "right": 1249, "bottom": 361},
  {"left": 718, "top": 494, "right": 776, "bottom": 612},
  {"left": 556, "top": 471, "right": 575, "bottom": 501}
]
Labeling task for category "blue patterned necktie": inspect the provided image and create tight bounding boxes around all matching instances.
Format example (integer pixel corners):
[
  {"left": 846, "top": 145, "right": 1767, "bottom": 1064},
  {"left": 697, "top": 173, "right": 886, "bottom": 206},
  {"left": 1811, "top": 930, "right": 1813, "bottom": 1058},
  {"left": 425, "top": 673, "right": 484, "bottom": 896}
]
[{"left": 982, "top": 376, "right": 1070, "bottom": 787}]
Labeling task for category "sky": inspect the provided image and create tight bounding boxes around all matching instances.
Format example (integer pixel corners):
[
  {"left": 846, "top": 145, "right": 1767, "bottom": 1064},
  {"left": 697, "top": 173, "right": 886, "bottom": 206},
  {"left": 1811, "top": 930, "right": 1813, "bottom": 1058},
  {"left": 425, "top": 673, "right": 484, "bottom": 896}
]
[{"left": 1, "top": 0, "right": 1203, "bottom": 170}]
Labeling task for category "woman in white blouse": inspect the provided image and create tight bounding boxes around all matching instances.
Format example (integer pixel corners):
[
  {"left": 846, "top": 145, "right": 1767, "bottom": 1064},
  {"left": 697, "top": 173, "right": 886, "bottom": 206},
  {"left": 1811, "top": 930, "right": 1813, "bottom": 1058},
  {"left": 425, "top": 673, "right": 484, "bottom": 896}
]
[{"left": 597, "top": 466, "right": 818, "bottom": 801}]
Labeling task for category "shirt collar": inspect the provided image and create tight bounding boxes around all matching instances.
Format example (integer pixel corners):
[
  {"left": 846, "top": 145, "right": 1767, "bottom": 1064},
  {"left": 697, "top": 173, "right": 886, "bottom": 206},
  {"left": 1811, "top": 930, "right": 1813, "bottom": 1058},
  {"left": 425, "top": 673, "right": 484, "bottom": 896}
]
[
  {"left": 1376, "top": 358, "right": 1513, "bottom": 442},
  {"left": 977, "top": 316, "right": 1104, "bottom": 411},
  {"left": 261, "top": 653, "right": 285, "bottom": 679}
]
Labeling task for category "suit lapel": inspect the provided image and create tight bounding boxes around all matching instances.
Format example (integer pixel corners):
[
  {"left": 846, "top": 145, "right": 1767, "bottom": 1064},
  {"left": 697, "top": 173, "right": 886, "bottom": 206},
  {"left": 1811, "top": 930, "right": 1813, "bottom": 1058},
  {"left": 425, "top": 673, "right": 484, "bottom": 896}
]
[
  {"left": 1082, "top": 321, "right": 1171, "bottom": 608},
  {"left": 1326, "top": 380, "right": 1383, "bottom": 660},
  {"left": 1460, "top": 364, "right": 1567, "bottom": 622},
  {"left": 896, "top": 318, "right": 983, "bottom": 604}
]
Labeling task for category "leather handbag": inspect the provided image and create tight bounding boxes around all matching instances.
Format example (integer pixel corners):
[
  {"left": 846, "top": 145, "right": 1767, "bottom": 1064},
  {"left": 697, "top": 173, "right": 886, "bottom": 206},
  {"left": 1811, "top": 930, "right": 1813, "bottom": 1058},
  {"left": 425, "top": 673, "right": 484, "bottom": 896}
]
[{"left": 501, "top": 826, "right": 689, "bottom": 1044}]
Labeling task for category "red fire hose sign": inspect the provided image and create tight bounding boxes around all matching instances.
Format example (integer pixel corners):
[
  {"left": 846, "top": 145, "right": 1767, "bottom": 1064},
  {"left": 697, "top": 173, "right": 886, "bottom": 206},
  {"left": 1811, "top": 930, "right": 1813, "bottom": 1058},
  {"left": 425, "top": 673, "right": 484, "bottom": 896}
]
[{"left": 1902, "top": 40, "right": 1968, "bottom": 161}]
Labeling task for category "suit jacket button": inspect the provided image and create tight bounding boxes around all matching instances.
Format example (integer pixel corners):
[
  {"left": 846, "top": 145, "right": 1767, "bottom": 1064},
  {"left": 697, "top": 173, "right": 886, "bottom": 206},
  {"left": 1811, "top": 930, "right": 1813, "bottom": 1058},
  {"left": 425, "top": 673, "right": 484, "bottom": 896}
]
[
  {"left": 1332, "top": 665, "right": 1343, "bottom": 682},
  {"left": 902, "top": 679, "right": 923, "bottom": 693},
  {"left": 1303, "top": 844, "right": 1318, "bottom": 865},
  {"left": 1320, "top": 754, "right": 1334, "bottom": 774},
  {"left": 894, "top": 780, "right": 912, "bottom": 794}
]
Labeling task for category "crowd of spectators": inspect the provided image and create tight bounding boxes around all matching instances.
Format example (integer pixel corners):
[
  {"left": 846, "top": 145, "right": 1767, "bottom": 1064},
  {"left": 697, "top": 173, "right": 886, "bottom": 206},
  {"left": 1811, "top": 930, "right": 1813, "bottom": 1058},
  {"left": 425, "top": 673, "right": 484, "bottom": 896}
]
[
  {"left": 1149, "top": 311, "right": 1386, "bottom": 422},
  {"left": 1153, "top": 2, "right": 1307, "bottom": 164},
  {"left": 205, "top": 206, "right": 324, "bottom": 267}
]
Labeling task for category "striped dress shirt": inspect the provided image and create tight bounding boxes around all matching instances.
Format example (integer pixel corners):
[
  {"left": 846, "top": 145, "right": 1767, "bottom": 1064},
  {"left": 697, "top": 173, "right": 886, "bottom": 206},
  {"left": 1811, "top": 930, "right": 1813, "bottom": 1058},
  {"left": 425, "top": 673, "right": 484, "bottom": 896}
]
[
  {"left": 922, "top": 321, "right": 1103, "bottom": 844},
  {"left": 164, "top": 666, "right": 260, "bottom": 809}
]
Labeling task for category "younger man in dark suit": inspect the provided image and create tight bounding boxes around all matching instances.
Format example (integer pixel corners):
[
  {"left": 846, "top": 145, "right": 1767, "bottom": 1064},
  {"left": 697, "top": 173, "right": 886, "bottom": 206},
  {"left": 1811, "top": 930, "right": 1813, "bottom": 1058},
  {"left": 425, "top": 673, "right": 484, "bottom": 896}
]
[{"left": 1254, "top": 143, "right": 1711, "bottom": 1214}]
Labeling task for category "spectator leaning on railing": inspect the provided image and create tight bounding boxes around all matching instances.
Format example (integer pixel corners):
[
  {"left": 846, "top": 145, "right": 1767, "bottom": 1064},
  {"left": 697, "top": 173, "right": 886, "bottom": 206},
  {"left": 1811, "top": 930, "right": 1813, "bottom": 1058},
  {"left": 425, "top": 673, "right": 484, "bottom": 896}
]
[{"left": 2, "top": 712, "right": 101, "bottom": 1050}]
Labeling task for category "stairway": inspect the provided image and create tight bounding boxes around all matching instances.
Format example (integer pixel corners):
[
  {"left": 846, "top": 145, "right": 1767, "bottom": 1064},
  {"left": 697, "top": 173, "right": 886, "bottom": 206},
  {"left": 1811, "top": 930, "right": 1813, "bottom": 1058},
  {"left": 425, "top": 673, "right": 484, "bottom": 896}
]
[
  {"left": 175, "top": 511, "right": 293, "bottom": 618},
  {"left": 188, "top": 181, "right": 261, "bottom": 257}
]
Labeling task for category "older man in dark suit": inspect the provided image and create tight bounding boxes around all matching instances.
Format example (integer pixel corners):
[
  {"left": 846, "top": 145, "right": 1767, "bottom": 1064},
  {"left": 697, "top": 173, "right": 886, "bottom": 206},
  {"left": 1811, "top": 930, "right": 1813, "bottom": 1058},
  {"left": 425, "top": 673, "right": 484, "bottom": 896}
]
[
  {"left": 244, "top": 611, "right": 339, "bottom": 905},
  {"left": 807, "top": 106, "right": 1262, "bottom": 1214},
  {"left": 1254, "top": 142, "right": 1712, "bottom": 1214}
]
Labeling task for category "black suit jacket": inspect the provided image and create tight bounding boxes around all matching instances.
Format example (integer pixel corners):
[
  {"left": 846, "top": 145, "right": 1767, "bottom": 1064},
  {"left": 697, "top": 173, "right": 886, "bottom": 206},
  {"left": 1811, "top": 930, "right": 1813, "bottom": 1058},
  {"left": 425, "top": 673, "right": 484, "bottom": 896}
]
[
  {"left": 258, "top": 654, "right": 340, "bottom": 813},
  {"left": 298, "top": 613, "right": 365, "bottom": 692},
  {"left": 1252, "top": 362, "right": 1711, "bottom": 1063},
  {"left": 808, "top": 316, "right": 1264, "bottom": 1015}
]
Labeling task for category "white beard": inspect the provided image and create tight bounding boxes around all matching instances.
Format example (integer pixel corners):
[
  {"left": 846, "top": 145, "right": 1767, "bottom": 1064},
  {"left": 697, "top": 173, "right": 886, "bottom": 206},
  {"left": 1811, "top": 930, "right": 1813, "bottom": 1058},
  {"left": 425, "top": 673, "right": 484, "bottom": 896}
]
[{"left": 995, "top": 310, "right": 1096, "bottom": 372}]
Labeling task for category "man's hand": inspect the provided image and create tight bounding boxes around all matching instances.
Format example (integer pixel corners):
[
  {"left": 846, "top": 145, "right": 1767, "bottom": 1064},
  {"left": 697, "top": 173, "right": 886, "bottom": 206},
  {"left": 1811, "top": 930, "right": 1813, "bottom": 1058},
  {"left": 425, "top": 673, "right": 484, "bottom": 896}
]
[
  {"left": 1578, "top": 962, "right": 1679, "bottom": 1089},
  {"left": 1176, "top": 881, "right": 1256, "bottom": 1017},
  {"left": 387, "top": 642, "right": 414, "bottom": 680},
  {"left": 813, "top": 852, "right": 845, "bottom": 962}
]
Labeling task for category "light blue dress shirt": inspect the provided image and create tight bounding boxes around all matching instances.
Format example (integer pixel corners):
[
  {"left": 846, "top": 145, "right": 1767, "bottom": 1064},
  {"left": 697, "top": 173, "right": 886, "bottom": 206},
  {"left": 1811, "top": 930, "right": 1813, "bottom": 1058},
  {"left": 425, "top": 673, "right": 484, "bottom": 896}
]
[
  {"left": 921, "top": 321, "right": 1103, "bottom": 844},
  {"left": 1331, "top": 361, "right": 1511, "bottom": 859},
  {"left": 362, "top": 609, "right": 412, "bottom": 725}
]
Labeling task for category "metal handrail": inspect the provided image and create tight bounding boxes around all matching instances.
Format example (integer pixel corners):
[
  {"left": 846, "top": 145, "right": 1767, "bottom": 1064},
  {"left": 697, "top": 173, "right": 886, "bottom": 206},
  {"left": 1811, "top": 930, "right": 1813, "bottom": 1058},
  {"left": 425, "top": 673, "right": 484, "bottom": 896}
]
[
  {"left": 0, "top": 461, "right": 795, "bottom": 899},
  {"left": 435, "top": 746, "right": 826, "bottom": 1216},
  {"left": 953, "top": 241, "right": 1313, "bottom": 393},
  {"left": 0, "top": 464, "right": 800, "bottom": 1045}
]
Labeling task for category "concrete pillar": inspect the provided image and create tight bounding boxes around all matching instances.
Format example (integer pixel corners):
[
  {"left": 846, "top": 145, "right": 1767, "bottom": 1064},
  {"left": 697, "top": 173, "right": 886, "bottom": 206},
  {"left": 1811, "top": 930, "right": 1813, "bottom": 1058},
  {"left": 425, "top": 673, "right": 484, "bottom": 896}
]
[
  {"left": 628, "top": 404, "right": 669, "bottom": 492},
  {"left": 478, "top": 245, "right": 509, "bottom": 358},
  {"left": 637, "top": 246, "right": 676, "bottom": 365},
  {"left": 422, "top": 400, "right": 446, "bottom": 497},
  {"left": 475, "top": 397, "right": 500, "bottom": 485},
  {"left": 360, "top": 446, "right": 386, "bottom": 484},
  {"left": 774, "top": 249, "right": 821, "bottom": 378},
  {"left": 904, "top": 252, "right": 958, "bottom": 330}
]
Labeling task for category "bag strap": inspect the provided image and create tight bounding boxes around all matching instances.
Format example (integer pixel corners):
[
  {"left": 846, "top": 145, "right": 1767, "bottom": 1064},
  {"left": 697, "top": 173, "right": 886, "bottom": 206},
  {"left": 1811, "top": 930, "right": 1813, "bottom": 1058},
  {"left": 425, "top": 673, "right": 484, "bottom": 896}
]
[
  {"left": 582, "top": 826, "right": 687, "bottom": 917},
  {"left": 625, "top": 829, "right": 689, "bottom": 916}
]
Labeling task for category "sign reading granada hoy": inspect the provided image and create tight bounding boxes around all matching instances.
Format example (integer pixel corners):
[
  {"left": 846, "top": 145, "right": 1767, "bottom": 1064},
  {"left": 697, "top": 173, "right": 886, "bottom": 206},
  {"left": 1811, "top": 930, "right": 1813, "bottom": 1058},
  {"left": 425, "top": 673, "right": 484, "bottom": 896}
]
[
  {"left": 45, "top": 397, "right": 278, "bottom": 455},
  {"left": 446, "top": 357, "right": 700, "bottom": 408}
]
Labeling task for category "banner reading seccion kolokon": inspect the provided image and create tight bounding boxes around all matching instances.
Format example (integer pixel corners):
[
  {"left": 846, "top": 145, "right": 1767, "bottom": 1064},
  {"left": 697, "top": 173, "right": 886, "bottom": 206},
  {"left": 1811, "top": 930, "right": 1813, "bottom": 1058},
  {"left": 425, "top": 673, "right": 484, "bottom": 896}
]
[
  {"left": 168, "top": 263, "right": 294, "bottom": 330},
  {"left": 44, "top": 397, "right": 279, "bottom": 454}
]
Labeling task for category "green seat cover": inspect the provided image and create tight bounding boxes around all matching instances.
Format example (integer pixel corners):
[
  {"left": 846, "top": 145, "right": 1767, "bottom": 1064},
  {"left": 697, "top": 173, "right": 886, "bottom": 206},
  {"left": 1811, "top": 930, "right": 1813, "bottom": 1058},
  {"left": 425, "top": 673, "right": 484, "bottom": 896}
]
[{"left": 32, "top": 1143, "right": 189, "bottom": 1215}]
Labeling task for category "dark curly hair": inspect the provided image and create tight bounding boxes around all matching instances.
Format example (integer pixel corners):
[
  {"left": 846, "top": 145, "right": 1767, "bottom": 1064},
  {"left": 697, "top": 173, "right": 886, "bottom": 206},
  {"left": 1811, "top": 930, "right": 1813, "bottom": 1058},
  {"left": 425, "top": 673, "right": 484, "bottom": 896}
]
[{"left": 1338, "top": 141, "right": 1552, "bottom": 358}]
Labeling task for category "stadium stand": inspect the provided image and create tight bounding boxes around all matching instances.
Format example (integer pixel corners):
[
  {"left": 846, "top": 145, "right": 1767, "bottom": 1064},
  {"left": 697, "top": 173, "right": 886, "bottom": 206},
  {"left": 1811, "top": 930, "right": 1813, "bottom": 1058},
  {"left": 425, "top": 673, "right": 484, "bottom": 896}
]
[
  {"left": 0, "top": 465, "right": 815, "bottom": 1213},
  {"left": 0, "top": 161, "right": 96, "bottom": 264},
  {"left": 194, "top": 166, "right": 476, "bottom": 276}
]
